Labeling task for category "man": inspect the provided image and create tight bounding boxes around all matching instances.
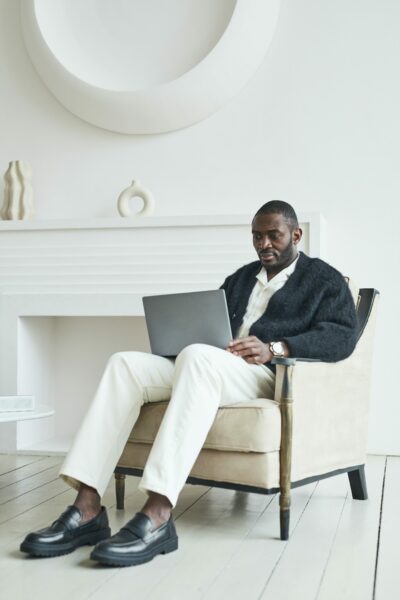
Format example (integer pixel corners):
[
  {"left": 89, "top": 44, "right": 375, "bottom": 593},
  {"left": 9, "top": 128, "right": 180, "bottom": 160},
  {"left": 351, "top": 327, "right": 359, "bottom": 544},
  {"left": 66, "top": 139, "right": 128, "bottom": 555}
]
[{"left": 20, "top": 201, "right": 358, "bottom": 566}]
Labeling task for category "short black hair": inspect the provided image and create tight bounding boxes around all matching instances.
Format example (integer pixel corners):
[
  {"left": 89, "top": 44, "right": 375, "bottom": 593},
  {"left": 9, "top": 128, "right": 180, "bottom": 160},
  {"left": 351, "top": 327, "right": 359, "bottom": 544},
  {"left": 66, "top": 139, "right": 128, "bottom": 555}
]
[{"left": 253, "top": 200, "right": 299, "bottom": 231}]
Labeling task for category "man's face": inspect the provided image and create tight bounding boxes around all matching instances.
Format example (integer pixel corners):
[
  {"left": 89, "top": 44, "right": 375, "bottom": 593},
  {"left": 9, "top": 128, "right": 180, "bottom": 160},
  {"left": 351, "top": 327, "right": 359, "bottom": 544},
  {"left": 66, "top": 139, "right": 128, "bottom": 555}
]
[{"left": 252, "top": 212, "right": 302, "bottom": 275}]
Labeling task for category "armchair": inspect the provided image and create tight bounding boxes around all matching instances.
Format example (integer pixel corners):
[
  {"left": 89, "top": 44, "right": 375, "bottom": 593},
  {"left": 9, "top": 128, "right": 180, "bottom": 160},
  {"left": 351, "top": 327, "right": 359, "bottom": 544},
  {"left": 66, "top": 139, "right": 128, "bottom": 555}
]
[{"left": 114, "top": 287, "right": 378, "bottom": 540}]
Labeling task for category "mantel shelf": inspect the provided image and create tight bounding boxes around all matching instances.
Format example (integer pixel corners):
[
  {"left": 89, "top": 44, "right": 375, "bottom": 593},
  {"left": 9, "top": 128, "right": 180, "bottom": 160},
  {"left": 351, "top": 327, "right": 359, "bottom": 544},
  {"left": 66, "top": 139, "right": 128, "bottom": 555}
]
[
  {"left": 0, "top": 212, "right": 322, "bottom": 232},
  {"left": 0, "top": 215, "right": 254, "bottom": 232}
]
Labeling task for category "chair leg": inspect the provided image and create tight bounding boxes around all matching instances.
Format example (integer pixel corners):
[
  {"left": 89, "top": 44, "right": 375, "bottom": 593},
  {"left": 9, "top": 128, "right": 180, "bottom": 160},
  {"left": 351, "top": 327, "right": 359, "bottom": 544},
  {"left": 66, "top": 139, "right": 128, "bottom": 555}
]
[
  {"left": 348, "top": 465, "right": 368, "bottom": 500},
  {"left": 278, "top": 362, "right": 294, "bottom": 541},
  {"left": 115, "top": 473, "right": 126, "bottom": 509},
  {"left": 280, "top": 507, "right": 290, "bottom": 541}
]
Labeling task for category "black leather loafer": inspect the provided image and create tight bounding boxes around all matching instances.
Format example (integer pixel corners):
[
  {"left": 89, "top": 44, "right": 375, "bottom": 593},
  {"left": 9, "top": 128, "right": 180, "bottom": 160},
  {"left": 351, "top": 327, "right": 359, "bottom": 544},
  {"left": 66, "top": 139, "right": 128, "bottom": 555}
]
[
  {"left": 90, "top": 512, "right": 178, "bottom": 567},
  {"left": 20, "top": 505, "right": 111, "bottom": 557}
]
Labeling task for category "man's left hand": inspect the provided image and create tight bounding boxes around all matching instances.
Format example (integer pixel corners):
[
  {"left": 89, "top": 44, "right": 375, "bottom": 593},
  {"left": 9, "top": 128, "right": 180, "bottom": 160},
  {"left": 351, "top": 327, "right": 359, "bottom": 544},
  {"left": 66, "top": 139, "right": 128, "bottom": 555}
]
[{"left": 227, "top": 336, "right": 272, "bottom": 364}]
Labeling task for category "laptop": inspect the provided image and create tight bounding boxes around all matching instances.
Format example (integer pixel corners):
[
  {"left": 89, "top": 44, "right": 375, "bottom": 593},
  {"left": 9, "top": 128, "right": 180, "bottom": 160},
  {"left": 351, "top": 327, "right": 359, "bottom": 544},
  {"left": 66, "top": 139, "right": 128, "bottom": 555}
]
[{"left": 142, "top": 289, "right": 233, "bottom": 357}]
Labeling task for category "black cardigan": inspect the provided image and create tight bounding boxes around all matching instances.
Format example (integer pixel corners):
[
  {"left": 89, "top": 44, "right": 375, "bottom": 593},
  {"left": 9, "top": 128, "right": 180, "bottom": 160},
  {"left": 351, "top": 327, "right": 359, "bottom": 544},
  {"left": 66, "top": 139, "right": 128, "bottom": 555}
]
[{"left": 220, "top": 252, "right": 358, "bottom": 362}]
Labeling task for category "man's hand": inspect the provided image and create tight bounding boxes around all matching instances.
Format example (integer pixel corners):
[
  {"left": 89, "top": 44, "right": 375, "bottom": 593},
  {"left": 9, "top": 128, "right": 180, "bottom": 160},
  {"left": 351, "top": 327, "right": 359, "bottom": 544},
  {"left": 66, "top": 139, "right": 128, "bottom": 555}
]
[{"left": 226, "top": 336, "right": 273, "bottom": 365}]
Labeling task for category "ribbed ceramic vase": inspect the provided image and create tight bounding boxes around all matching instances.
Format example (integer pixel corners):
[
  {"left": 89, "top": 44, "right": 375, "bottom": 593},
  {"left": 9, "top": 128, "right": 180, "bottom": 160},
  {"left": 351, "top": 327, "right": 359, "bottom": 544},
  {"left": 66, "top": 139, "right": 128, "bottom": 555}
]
[{"left": 0, "top": 160, "right": 34, "bottom": 220}]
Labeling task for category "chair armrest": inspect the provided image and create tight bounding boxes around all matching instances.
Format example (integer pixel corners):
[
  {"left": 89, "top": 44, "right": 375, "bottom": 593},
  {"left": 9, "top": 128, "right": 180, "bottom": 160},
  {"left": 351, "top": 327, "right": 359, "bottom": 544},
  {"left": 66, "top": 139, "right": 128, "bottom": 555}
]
[
  {"left": 273, "top": 353, "right": 372, "bottom": 482},
  {"left": 272, "top": 291, "right": 378, "bottom": 532},
  {"left": 271, "top": 357, "right": 321, "bottom": 366}
]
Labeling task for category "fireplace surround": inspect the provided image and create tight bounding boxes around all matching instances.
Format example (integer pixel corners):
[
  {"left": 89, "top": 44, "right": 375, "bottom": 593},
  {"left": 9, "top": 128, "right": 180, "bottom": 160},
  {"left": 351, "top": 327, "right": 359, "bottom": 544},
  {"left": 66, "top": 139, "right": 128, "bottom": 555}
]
[{"left": 0, "top": 214, "right": 323, "bottom": 453}]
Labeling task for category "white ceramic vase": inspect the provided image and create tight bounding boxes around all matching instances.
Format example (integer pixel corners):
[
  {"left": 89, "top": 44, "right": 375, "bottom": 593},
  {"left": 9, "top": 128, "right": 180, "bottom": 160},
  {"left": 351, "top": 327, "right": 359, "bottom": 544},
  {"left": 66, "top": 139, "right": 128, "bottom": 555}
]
[
  {"left": 0, "top": 160, "right": 34, "bottom": 220},
  {"left": 117, "top": 180, "right": 155, "bottom": 218}
]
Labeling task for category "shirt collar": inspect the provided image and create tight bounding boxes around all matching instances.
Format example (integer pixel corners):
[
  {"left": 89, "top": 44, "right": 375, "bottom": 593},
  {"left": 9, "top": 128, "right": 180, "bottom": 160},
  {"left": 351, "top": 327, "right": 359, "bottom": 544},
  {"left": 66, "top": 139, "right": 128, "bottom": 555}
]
[{"left": 256, "top": 253, "right": 299, "bottom": 287}]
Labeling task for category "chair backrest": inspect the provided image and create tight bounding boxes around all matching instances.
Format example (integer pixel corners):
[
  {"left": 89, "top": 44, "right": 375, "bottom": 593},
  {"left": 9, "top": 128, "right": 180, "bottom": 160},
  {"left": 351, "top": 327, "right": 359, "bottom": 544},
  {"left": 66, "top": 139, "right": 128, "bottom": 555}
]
[{"left": 356, "top": 289, "right": 379, "bottom": 341}]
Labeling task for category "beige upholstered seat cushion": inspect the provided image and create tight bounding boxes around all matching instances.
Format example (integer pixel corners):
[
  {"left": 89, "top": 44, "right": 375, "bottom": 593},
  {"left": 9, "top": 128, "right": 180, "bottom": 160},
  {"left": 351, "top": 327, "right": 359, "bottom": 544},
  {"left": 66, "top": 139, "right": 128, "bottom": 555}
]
[
  {"left": 118, "top": 442, "right": 281, "bottom": 490},
  {"left": 128, "top": 398, "right": 281, "bottom": 453}
]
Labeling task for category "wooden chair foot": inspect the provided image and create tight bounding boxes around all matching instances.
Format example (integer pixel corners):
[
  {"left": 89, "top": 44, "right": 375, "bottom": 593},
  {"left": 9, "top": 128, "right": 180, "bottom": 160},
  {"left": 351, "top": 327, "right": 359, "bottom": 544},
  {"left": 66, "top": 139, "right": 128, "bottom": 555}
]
[
  {"left": 115, "top": 473, "right": 126, "bottom": 509},
  {"left": 280, "top": 508, "right": 290, "bottom": 540},
  {"left": 348, "top": 465, "right": 368, "bottom": 500}
]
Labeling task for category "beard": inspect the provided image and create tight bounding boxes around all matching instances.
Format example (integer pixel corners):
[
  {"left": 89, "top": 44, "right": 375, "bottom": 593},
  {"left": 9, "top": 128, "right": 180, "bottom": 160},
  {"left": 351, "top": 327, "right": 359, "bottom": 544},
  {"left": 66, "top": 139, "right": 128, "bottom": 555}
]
[{"left": 260, "top": 239, "right": 296, "bottom": 273}]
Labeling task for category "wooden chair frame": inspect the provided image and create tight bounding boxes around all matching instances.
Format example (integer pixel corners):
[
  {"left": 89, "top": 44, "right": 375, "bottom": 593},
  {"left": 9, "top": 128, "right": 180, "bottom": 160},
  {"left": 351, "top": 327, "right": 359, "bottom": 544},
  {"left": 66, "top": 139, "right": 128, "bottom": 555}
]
[{"left": 115, "top": 288, "right": 378, "bottom": 540}]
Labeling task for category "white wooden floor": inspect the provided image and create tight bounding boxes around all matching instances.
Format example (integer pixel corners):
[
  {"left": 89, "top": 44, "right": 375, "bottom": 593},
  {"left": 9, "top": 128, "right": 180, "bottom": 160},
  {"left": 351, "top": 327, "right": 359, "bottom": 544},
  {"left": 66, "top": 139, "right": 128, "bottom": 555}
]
[{"left": 0, "top": 454, "right": 398, "bottom": 600}]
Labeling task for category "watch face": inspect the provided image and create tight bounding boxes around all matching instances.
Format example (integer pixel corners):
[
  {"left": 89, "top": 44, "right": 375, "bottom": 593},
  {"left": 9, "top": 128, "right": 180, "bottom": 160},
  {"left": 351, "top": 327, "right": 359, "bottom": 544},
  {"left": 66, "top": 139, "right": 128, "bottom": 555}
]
[{"left": 272, "top": 342, "right": 284, "bottom": 356}]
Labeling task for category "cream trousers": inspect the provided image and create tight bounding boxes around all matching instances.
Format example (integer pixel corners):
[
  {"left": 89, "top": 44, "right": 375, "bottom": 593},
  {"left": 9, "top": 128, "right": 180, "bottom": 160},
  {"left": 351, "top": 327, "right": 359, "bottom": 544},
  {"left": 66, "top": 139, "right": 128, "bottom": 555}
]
[{"left": 60, "top": 343, "right": 275, "bottom": 507}]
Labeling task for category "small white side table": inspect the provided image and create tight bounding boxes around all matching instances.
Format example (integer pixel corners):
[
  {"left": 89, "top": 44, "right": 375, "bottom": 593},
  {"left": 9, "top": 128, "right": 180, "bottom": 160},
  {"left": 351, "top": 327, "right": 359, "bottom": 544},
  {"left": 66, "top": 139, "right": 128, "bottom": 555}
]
[{"left": 0, "top": 405, "right": 54, "bottom": 424}]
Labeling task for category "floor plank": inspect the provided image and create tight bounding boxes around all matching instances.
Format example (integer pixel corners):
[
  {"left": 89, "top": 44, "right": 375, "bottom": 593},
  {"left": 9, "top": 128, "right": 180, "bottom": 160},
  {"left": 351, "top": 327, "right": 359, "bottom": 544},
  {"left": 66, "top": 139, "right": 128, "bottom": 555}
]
[
  {"left": 0, "top": 471, "right": 210, "bottom": 600},
  {"left": 201, "top": 483, "right": 317, "bottom": 600},
  {"left": 258, "top": 472, "right": 350, "bottom": 600},
  {"left": 316, "top": 456, "right": 385, "bottom": 600},
  {"left": 0, "top": 454, "right": 44, "bottom": 475},
  {"left": 0, "top": 476, "right": 69, "bottom": 525},
  {"left": 0, "top": 455, "right": 61, "bottom": 489},
  {"left": 90, "top": 487, "right": 276, "bottom": 600},
  {"left": 0, "top": 455, "right": 397, "bottom": 600},
  {"left": 374, "top": 456, "right": 400, "bottom": 600},
  {"left": 0, "top": 464, "right": 62, "bottom": 504}
]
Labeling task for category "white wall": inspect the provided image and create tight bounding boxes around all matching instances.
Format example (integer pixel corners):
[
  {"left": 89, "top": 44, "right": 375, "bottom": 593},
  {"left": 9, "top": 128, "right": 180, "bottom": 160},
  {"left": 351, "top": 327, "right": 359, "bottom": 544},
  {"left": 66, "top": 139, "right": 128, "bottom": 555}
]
[{"left": 0, "top": 0, "right": 399, "bottom": 453}]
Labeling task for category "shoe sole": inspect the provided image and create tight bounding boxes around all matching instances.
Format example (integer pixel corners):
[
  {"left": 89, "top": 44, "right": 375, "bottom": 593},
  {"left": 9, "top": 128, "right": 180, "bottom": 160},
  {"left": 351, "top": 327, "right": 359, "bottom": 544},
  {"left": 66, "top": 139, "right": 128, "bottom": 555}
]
[
  {"left": 20, "top": 527, "right": 112, "bottom": 558},
  {"left": 90, "top": 536, "right": 178, "bottom": 567}
]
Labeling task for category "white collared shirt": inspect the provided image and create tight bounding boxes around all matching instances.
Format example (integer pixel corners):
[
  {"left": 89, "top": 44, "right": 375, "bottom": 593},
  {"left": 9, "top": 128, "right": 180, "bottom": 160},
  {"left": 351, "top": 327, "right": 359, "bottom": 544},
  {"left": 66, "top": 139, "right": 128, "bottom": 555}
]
[{"left": 236, "top": 255, "right": 299, "bottom": 339}]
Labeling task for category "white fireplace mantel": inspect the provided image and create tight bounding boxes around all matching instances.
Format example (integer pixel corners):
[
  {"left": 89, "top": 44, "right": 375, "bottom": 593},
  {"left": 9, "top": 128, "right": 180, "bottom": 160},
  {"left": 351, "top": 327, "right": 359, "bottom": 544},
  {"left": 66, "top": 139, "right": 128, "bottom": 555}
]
[
  {"left": 0, "top": 213, "right": 324, "bottom": 233},
  {"left": 0, "top": 214, "right": 325, "bottom": 454}
]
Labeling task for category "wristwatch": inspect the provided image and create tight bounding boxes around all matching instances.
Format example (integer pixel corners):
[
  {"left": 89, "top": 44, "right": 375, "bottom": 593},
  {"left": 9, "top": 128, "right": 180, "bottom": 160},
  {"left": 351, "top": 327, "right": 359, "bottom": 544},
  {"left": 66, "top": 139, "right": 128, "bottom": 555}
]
[{"left": 269, "top": 341, "right": 286, "bottom": 357}]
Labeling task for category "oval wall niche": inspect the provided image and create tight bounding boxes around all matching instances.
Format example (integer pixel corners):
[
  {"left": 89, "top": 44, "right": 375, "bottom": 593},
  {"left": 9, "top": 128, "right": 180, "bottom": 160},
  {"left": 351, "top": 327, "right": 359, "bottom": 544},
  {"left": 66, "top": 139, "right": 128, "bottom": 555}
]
[{"left": 20, "top": 0, "right": 281, "bottom": 134}]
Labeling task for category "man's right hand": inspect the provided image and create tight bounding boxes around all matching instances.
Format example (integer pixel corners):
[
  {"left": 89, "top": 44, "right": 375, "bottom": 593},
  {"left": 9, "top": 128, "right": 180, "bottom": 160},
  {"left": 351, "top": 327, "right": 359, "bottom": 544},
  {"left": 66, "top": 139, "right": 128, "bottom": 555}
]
[{"left": 226, "top": 336, "right": 273, "bottom": 365}]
